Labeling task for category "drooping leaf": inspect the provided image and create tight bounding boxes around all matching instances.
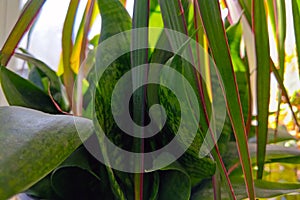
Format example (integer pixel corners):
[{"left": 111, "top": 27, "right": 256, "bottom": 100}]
[
  {"left": 0, "top": 0, "right": 46, "bottom": 66},
  {"left": 0, "top": 67, "right": 60, "bottom": 114},
  {"left": 0, "top": 106, "right": 93, "bottom": 199}
]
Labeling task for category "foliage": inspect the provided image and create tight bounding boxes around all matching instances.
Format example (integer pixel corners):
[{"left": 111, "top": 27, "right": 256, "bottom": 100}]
[{"left": 0, "top": 0, "right": 300, "bottom": 199}]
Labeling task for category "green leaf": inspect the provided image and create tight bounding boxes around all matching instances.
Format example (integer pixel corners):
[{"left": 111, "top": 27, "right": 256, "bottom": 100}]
[
  {"left": 237, "top": 0, "right": 252, "bottom": 25},
  {"left": 192, "top": 178, "right": 300, "bottom": 199},
  {"left": 275, "top": 0, "right": 286, "bottom": 77},
  {"left": 292, "top": 0, "right": 300, "bottom": 77},
  {"left": 97, "top": 0, "right": 131, "bottom": 41},
  {"left": 132, "top": 0, "right": 150, "bottom": 198},
  {"left": 224, "top": 142, "right": 300, "bottom": 168},
  {"left": 158, "top": 162, "right": 191, "bottom": 200},
  {"left": 0, "top": 67, "right": 60, "bottom": 114},
  {"left": 253, "top": 0, "right": 271, "bottom": 179},
  {"left": 249, "top": 126, "right": 296, "bottom": 144},
  {"left": 51, "top": 147, "right": 110, "bottom": 199},
  {"left": 196, "top": 0, "right": 255, "bottom": 198},
  {"left": 93, "top": 1, "right": 132, "bottom": 199},
  {"left": 26, "top": 175, "right": 61, "bottom": 200},
  {"left": 0, "top": 0, "right": 46, "bottom": 66},
  {"left": 226, "top": 21, "right": 251, "bottom": 129},
  {"left": 0, "top": 106, "right": 93, "bottom": 199},
  {"left": 62, "top": 0, "right": 79, "bottom": 104},
  {"left": 14, "top": 52, "right": 69, "bottom": 111}
]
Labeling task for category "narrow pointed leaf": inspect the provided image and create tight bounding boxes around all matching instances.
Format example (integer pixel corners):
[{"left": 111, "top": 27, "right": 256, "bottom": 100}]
[
  {"left": 0, "top": 0, "right": 46, "bottom": 66},
  {"left": 253, "top": 0, "right": 270, "bottom": 179},
  {"left": 132, "top": 0, "right": 150, "bottom": 199},
  {"left": 62, "top": 0, "right": 79, "bottom": 104},
  {"left": 196, "top": 0, "right": 255, "bottom": 199},
  {"left": 292, "top": 0, "right": 300, "bottom": 77}
]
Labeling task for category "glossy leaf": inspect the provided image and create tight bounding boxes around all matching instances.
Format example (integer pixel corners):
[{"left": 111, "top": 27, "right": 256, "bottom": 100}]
[
  {"left": 0, "top": 0, "right": 46, "bottom": 66},
  {"left": 0, "top": 106, "right": 93, "bottom": 199},
  {"left": 0, "top": 67, "right": 60, "bottom": 114}
]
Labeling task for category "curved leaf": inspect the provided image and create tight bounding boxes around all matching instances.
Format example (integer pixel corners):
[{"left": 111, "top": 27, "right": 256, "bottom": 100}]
[
  {"left": 0, "top": 67, "right": 60, "bottom": 114},
  {"left": 51, "top": 147, "right": 111, "bottom": 199},
  {"left": 0, "top": 0, "right": 46, "bottom": 66},
  {"left": 0, "top": 106, "right": 93, "bottom": 199},
  {"left": 158, "top": 162, "right": 191, "bottom": 200}
]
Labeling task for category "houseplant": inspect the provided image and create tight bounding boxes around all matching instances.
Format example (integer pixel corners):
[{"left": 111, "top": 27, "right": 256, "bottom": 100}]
[{"left": 1, "top": 0, "right": 300, "bottom": 199}]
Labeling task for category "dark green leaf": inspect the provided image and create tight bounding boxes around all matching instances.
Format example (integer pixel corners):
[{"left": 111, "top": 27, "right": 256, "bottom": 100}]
[
  {"left": 0, "top": 67, "right": 60, "bottom": 114},
  {"left": 158, "top": 162, "right": 191, "bottom": 200},
  {"left": 51, "top": 147, "right": 110, "bottom": 199},
  {"left": 14, "top": 52, "right": 69, "bottom": 111}
]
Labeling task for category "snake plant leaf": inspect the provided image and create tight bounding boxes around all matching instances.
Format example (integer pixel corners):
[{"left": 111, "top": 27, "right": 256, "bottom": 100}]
[
  {"left": 94, "top": 0, "right": 131, "bottom": 133},
  {"left": 91, "top": 0, "right": 132, "bottom": 199},
  {"left": 0, "top": 67, "right": 60, "bottom": 114},
  {"left": 0, "top": 106, "right": 93, "bottom": 199}
]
